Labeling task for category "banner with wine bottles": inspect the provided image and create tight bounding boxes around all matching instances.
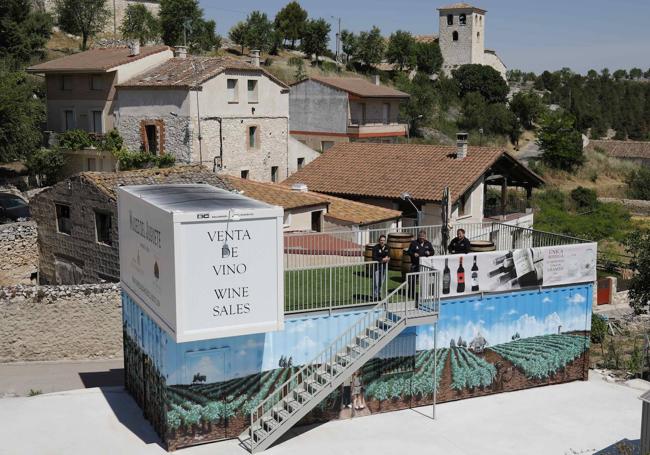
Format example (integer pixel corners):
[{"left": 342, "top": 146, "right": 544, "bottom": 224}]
[{"left": 420, "top": 242, "right": 597, "bottom": 298}]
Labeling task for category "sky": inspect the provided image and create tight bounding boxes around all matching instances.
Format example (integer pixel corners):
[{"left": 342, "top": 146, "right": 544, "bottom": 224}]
[{"left": 199, "top": 0, "right": 650, "bottom": 74}]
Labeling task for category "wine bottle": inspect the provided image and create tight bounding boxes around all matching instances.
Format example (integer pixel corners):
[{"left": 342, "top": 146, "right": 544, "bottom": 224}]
[
  {"left": 488, "top": 258, "right": 514, "bottom": 277},
  {"left": 492, "top": 252, "right": 513, "bottom": 266},
  {"left": 471, "top": 255, "right": 479, "bottom": 292},
  {"left": 456, "top": 257, "right": 465, "bottom": 293},
  {"left": 442, "top": 258, "right": 451, "bottom": 295}
]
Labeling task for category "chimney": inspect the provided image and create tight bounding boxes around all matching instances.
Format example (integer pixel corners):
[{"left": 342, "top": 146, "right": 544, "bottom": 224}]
[
  {"left": 456, "top": 132, "right": 468, "bottom": 159},
  {"left": 250, "top": 49, "right": 260, "bottom": 67},
  {"left": 373, "top": 74, "right": 380, "bottom": 85},
  {"left": 127, "top": 41, "right": 140, "bottom": 57},
  {"left": 174, "top": 46, "right": 188, "bottom": 59},
  {"left": 291, "top": 183, "right": 308, "bottom": 192}
]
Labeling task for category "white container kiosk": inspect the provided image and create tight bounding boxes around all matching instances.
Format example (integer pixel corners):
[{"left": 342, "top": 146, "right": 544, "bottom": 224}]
[{"left": 118, "top": 184, "right": 284, "bottom": 342}]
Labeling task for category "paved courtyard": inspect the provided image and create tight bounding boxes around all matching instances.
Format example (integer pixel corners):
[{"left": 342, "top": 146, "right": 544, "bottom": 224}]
[{"left": 0, "top": 372, "right": 643, "bottom": 455}]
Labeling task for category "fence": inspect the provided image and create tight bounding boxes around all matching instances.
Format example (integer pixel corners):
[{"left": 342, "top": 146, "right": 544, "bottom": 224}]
[{"left": 284, "top": 222, "right": 587, "bottom": 271}]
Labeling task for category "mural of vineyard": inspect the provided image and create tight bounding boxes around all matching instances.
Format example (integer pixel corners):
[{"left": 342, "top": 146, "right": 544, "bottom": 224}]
[{"left": 122, "top": 285, "right": 593, "bottom": 450}]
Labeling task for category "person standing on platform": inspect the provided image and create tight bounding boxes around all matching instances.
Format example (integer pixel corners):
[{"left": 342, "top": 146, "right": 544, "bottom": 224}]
[
  {"left": 407, "top": 230, "right": 434, "bottom": 303},
  {"left": 448, "top": 228, "right": 471, "bottom": 254},
  {"left": 372, "top": 235, "right": 390, "bottom": 300}
]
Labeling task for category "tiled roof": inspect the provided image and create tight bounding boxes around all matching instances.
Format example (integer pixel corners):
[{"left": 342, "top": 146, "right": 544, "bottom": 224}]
[
  {"left": 298, "top": 76, "right": 410, "bottom": 99},
  {"left": 223, "top": 175, "right": 401, "bottom": 225},
  {"left": 438, "top": 3, "right": 486, "bottom": 12},
  {"left": 414, "top": 34, "right": 439, "bottom": 43},
  {"left": 284, "top": 143, "right": 530, "bottom": 203},
  {"left": 586, "top": 140, "right": 650, "bottom": 159},
  {"left": 222, "top": 175, "right": 328, "bottom": 210},
  {"left": 118, "top": 56, "right": 289, "bottom": 89},
  {"left": 79, "top": 165, "right": 232, "bottom": 200},
  {"left": 27, "top": 46, "right": 170, "bottom": 73}
]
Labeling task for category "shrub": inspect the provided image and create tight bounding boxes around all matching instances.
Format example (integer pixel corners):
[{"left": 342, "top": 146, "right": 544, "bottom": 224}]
[
  {"left": 570, "top": 186, "right": 598, "bottom": 210},
  {"left": 57, "top": 129, "right": 93, "bottom": 150},
  {"left": 26, "top": 147, "right": 66, "bottom": 186},
  {"left": 97, "top": 129, "right": 124, "bottom": 152},
  {"left": 288, "top": 56, "right": 303, "bottom": 67},
  {"left": 113, "top": 149, "right": 175, "bottom": 170},
  {"left": 590, "top": 314, "right": 607, "bottom": 344},
  {"left": 320, "top": 61, "right": 339, "bottom": 74},
  {"left": 626, "top": 167, "right": 650, "bottom": 200}
]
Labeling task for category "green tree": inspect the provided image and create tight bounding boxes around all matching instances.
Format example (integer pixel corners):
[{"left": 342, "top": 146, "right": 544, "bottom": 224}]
[
  {"left": 357, "top": 26, "right": 384, "bottom": 68},
  {"left": 159, "top": 0, "right": 217, "bottom": 52},
  {"left": 293, "top": 58, "right": 306, "bottom": 81},
  {"left": 273, "top": 1, "right": 307, "bottom": 49},
  {"left": 228, "top": 21, "right": 248, "bottom": 55},
  {"left": 626, "top": 167, "right": 650, "bottom": 200},
  {"left": 459, "top": 91, "right": 487, "bottom": 131},
  {"left": 244, "top": 11, "right": 273, "bottom": 52},
  {"left": 629, "top": 68, "right": 643, "bottom": 80},
  {"left": 26, "top": 147, "right": 65, "bottom": 186},
  {"left": 394, "top": 72, "right": 436, "bottom": 136},
  {"left": 612, "top": 69, "right": 627, "bottom": 81},
  {"left": 626, "top": 230, "right": 650, "bottom": 314},
  {"left": 120, "top": 3, "right": 161, "bottom": 45},
  {"left": 536, "top": 111, "right": 584, "bottom": 170},
  {"left": 55, "top": 0, "right": 110, "bottom": 50},
  {"left": 340, "top": 29, "right": 358, "bottom": 64},
  {"left": 414, "top": 41, "right": 442, "bottom": 75},
  {"left": 509, "top": 91, "right": 543, "bottom": 129},
  {"left": 301, "top": 18, "right": 330, "bottom": 63},
  {"left": 0, "top": 0, "right": 53, "bottom": 69},
  {"left": 0, "top": 70, "right": 45, "bottom": 163},
  {"left": 385, "top": 30, "right": 416, "bottom": 71},
  {"left": 570, "top": 186, "right": 598, "bottom": 209},
  {"left": 452, "top": 64, "right": 509, "bottom": 103}
]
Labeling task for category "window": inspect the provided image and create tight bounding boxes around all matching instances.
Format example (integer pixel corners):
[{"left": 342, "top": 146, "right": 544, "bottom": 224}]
[
  {"left": 247, "top": 79, "right": 258, "bottom": 103},
  {"left": 459, "top": 13, "right": 466, "bottom": 25},
  {"left": 459, "top": 193, "right": 472, "bottom": 217},
  {"left": 477, "top": 32, "right": 480, "bottom": 39},
  {"left": 145, "top": 124, "right": 159, "bottom": 154},
  {"left": 271, "top": 166, "right": 278, "bottom": 183},
  {"left": 452, "top": 31, "right": 459, "bottom": 41},
  {"left": 382, "top": 103, "right": 390, "bottom": 124},
  {"left": 61, "top": 76, "right": 72, "bottom": 91},
  {"left": 91, "top": 75, "right": 103, "bottom": 91},
  {"left": 91, "top": 110, "right": 103, "bottom": 133},
  {"left": 64, "top": 110, "right": 75, "bottom": 130},
  {"left": 55, "top": 204, "right": 71, "bottom": 235},
  {"left": 95, "top": 211, "right": 112, "bottom": 245},
  {"left": 297, "top": 157, "right": 305, "bottom": 170},
  {"left": 447, "top": 14, "right": 453, "bottom": 25},
  {"left": 248, "top": 126, "right": 258, "bottom": 149},
  {"left": 87, "top": 158, "right": 96, "bottom": 171},
  {"left": 321, "top": 141, "right": 334, "bottom": 152},
  {"left": 227, "top": 78, "right": 238, "bottom": 102},
  {"left": 241, "top": 170, "right": 249, "bottom": 179},
  {"left": 361, "top": 103, "right": 367, "bottom": 124},
  {"left": 311, "top": 211, "right": 322, "bottom": 232}
]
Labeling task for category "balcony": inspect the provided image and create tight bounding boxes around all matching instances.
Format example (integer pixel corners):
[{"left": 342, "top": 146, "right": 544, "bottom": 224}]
[
  {"left": 483, "top": 190, "right": 533, "bottom": 225},
  {"left": 347, "top": 117, "right": 408, "bottom": 139}
]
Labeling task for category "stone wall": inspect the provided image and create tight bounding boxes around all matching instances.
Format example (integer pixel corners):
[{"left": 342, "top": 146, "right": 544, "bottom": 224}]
[
  {"left": 0, "top": 222, "right": 38, "bottom": 286},
  {"left": 599, "top": 198, "right": 650, "bottom": 216},
  {"left": 0, "top": 283, "right": 122, "bottom": 362}
]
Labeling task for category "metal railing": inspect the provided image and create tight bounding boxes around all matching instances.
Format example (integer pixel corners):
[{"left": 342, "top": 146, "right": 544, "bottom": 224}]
[
  {"left": 247, "top": 268, "right": 439, "bottom": 452},
  {"left": 484, "top": 198, "right": 530, "bottom": 218},
  {"left": 284, "top": 222, "right": 588, "bottom": 271},
  {"left": 348, "top": 117, "right": 406, "bottom": 126}
]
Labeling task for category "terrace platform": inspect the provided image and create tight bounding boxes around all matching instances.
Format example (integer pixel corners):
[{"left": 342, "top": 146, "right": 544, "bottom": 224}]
[{"left": 0, "top": 371, "right": 642, "bottom": 455}]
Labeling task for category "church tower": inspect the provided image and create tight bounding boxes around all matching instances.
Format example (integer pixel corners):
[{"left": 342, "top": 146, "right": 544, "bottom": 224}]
[{"left": 437, "top": 3, "right": 486, "bottom": 76}]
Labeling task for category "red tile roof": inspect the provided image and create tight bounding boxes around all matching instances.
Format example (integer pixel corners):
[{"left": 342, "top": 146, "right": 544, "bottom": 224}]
[
  {"left": 296, "top": 76, "right": 409, "bottom": 99},
  {"left": 438, "top": 3, "right": 486, "bottom": 13},
  {"left": 586, "top": 140, "right": 650, "bottom": 160},
  {"left": 118, "top": 56, "right": 288, "bottom": 89},
  {"left": 27, "top": 46, "right": 170, "bottom": 73},
  {"left": 283, "top": 143, "right": 538, "bottom": 203}
]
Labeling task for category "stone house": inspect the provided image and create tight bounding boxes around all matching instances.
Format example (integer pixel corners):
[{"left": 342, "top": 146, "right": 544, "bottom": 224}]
[
  {"left": 437, "top": 3, "right": 506, "bottom": 79},
  {"left": 289, "top": 76, "right": 410, "bottom": 152},
  {"left": 115, "top": 52, "right": 291, "bottom": 183},
  {"left": 283, "top": 135, "right": 544, "bottom": 228},
  {"left": 30, "top": 165, "right": 231, "bottom": 285}
]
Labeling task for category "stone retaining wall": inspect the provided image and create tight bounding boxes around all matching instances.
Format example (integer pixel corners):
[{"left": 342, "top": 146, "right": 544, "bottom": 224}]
[
  {"left": 0, "top": 222, "right": 38, "bottom": 285},
  {"left": 0, "top": 283, "right": 122, "bottom": 362},
  {"left": 599, "top": 198, "right": 650, "bottom": 216}
]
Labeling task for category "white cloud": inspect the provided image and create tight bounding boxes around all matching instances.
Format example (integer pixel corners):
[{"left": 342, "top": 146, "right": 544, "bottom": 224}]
[
  {"left": 567, "top": 293, "right": 586, "bottom": 304},
  {"left": 485, "top": 305, "right": 496, "bottom": 311},
  {"left": 542, "top": 297, "right": 552, "bottom": 304},
  {"left": 295, "top": 335, "right": 318, "bottom": 353},
  {"left": 473, "top": 301, "right": 483, "bottom": 310}
]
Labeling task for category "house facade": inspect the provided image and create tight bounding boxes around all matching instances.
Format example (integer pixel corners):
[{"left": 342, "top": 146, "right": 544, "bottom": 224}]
[
  {"left": 289, "top": 76, "right": 410, "bottom": 152},
  {"left": 30, "top": 165, "right": 231, "bottom": 285},
  {"left": 115, "top": 54, "right": 290, "bottom": 183},
  {"left": 283, "top": 135, "right": 543, "bottom": 229},
  {"left": 27, "top": 45, "right": 172, "bottom": 137}
]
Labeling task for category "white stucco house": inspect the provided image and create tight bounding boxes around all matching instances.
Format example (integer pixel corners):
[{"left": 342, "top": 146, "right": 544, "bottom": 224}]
[{"left": 114, "top": 50, "right": 291, "bottom": 183}]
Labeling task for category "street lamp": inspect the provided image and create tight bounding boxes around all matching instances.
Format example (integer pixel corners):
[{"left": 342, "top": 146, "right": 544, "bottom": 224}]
[{"left": 400, "top": 192, "right": 422, "bottom": 226}]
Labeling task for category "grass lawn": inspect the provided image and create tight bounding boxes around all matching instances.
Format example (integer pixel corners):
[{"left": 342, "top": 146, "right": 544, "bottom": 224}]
[{"left": 284, "top": 266, "right": 405, "bottom": 313}]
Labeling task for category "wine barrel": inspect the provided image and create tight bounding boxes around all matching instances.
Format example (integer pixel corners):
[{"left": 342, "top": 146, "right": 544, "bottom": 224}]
[
  {"left": 401, "top": 248, "right": 412, "bottom": 281},
  {"left": 470, "top": 240, "right": 496, "bottom": 252},
  {"left": 388, "top": 233, "right": 413, "bottom": 271},
  {"left": 364, "top": 243, "right": 376, "bottom": 262}
]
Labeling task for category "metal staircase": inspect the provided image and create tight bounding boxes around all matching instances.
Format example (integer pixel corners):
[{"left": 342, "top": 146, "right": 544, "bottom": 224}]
[{"left": 239, "top": 268, "right": 440, "bottom": 453}]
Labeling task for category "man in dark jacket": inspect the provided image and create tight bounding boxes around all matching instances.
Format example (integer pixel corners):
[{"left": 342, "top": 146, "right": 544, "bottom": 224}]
[
  {"left": 372, "top": 235, "right": 390, "bottom": 299},
  {"left": 448, "top": 228, "right": 471, "bottom": 254},
  {"left": 407, "top": 230, "right": 434, "bottom": 271}
]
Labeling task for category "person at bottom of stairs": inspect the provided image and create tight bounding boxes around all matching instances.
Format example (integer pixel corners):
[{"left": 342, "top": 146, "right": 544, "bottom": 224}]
[{"left": 352, "top": 372, "right": 366, "bottom": 411}]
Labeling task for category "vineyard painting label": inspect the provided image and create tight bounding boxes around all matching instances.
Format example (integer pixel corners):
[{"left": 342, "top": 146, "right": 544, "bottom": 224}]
[{"left": 122, "top": 283, "right": 592, "bottom": 450}]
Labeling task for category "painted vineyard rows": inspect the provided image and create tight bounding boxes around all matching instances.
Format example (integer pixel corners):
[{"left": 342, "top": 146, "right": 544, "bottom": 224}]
[{"left": 449, "top": 347, "right": 497, "bottom": 390}]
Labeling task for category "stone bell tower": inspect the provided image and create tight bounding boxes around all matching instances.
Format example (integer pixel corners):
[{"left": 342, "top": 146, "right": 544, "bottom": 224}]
[{"left": 437, "top": 3, "right": 486, "bottom": 76}]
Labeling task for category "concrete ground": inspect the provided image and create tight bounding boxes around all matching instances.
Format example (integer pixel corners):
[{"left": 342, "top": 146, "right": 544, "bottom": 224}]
[
  {"left": 0, "top": 358, "right": 123, "bottom": 397},
  {"left": 0, "top": 372, "right": 643, "bottom": 455}
]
